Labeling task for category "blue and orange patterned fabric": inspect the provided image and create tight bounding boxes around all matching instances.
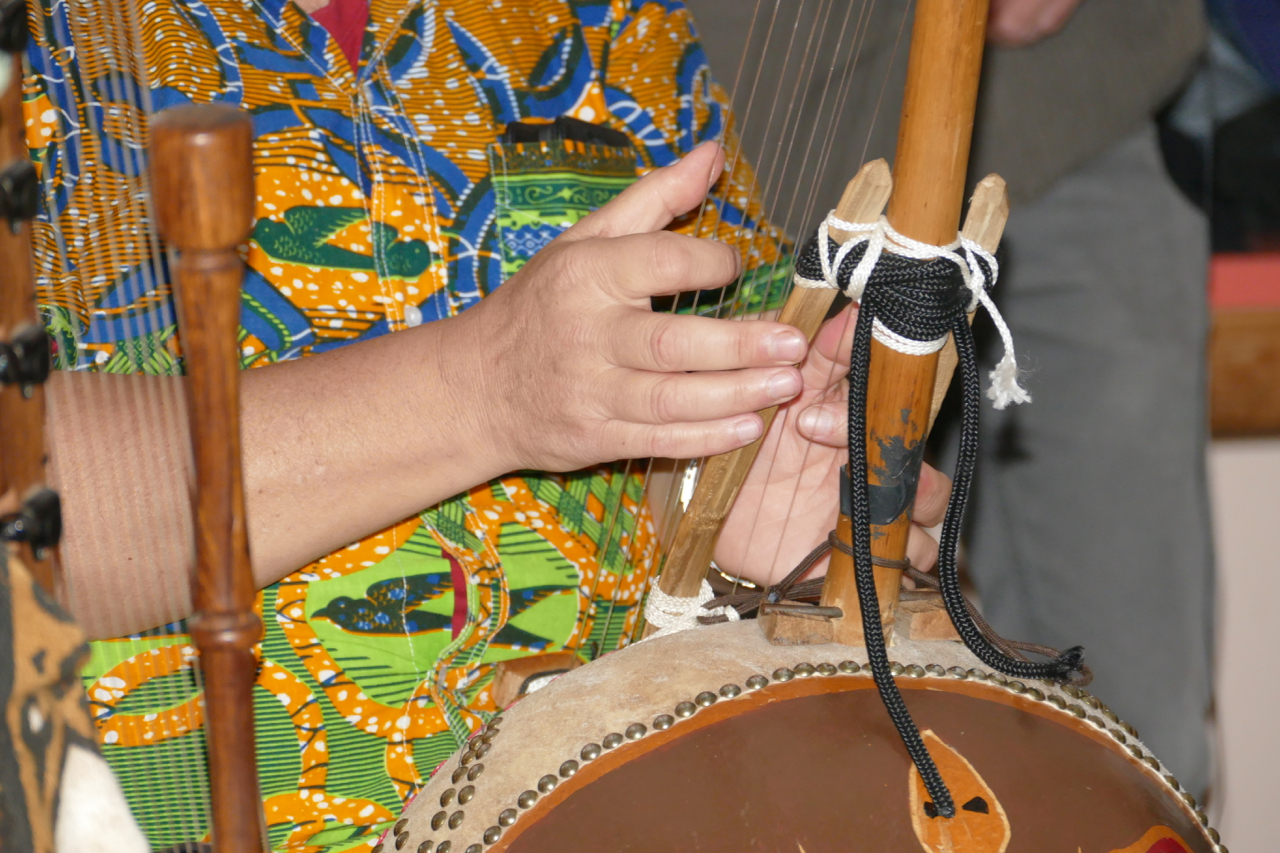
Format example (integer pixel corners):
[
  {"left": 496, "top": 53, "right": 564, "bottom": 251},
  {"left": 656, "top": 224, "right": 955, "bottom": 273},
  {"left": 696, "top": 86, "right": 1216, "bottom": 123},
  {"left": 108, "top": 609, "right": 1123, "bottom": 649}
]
[{"left": 22, "top": 1, "right": 789, "bottom": 851}]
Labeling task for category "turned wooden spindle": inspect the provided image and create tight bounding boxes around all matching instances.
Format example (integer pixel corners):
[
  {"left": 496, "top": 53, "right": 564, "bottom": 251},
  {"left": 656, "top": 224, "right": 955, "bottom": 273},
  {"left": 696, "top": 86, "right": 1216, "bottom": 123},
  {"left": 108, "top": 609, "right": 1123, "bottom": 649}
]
[
  {"left": 649, "top": 160, "right": 893, "bottom": 617},
  {"left": 150, "top": 104, "right": 264, "bottom": 853},
  {"left": 820, "top": 0, "right": 992, "bottom": 645},
  {"left": 0, "top": 44, "right": 61, "bottom": 594}
]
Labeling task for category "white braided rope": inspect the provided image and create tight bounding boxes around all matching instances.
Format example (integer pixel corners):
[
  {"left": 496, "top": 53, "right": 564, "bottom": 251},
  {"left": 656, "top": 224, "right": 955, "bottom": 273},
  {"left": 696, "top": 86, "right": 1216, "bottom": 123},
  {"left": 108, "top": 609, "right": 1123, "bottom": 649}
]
[
  {"left": 794, "top": 213, "right": 1031, "bottom": 409},
  {"left": 642, "top": 579, "right": 739, "bottom": 640}
]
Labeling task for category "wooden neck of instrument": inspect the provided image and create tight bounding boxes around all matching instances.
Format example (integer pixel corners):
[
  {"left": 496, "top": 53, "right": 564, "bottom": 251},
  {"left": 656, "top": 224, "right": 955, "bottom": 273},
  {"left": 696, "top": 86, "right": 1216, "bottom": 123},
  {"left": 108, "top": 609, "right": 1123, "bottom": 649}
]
[
  {"left": 821, "top": 0, "right": 990, "bottom": 645},
  {"left": 150, "top": 104, "right": 264, "bottom": 853},
  {"left": 0, "top": 47, "right": 61, "bottom": 595}
]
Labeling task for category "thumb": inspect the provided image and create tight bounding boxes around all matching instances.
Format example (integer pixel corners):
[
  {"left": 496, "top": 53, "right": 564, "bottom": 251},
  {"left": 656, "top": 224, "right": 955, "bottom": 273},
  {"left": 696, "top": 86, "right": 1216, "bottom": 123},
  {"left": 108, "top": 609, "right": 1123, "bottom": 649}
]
[{"left": 562, "top": 141, "right": 725, "bottom": 241}]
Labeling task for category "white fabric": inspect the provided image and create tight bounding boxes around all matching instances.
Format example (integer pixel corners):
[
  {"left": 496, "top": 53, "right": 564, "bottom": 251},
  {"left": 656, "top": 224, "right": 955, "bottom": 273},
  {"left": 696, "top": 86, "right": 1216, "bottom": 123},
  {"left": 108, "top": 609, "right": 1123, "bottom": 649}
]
[
  {"left": 795, "top": 213, "right": 1032, "bottom": 409},
  {"left": 642, "top": 579, "right": 740, "bottom": 639},
  {"left": 55, "top": 743, "right": 150, "bottom": 853}
]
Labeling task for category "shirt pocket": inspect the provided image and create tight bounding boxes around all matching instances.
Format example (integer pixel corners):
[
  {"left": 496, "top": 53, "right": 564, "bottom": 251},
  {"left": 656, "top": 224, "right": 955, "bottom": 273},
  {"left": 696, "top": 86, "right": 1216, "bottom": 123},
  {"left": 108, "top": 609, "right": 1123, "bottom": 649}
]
[{"left": 486, "top": 138, "right": 638, "bottom": 282}]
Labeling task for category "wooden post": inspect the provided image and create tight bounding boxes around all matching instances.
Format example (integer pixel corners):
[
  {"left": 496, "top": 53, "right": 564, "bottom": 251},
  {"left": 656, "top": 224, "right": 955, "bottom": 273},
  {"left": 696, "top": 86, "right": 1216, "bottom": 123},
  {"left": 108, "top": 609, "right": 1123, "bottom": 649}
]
[
  {"left": 0, "top": 37, "right": 61, "bottom": 595},
  {"left": 648, "top": 160, "right": 893, "bottom": 618},
  {"left": 820, "top": 0, "right": 991, "bottom": 646},
  {"left": 150, "top": 104, "right": 264, "bottom": 853}
]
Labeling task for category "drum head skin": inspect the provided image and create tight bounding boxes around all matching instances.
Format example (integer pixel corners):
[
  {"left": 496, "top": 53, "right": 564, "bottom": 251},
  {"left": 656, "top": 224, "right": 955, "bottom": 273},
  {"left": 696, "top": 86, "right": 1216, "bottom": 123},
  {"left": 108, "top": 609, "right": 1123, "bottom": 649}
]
[{"left": 396, "top": 622, "right": 1219, "bottom": 853}]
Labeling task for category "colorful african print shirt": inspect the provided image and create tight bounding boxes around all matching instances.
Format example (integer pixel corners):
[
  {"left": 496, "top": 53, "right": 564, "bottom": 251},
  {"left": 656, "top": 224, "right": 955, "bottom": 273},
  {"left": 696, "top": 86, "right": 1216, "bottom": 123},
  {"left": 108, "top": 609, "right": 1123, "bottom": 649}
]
[{"left": 22, "top": 2, "right": 788, "bottom": 851}]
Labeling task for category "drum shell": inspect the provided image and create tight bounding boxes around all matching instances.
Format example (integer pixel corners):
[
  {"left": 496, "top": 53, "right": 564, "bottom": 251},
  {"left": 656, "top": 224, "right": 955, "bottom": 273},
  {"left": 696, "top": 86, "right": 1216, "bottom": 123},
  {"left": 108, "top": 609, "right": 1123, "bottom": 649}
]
[{"left": 396, "top": 621, "right": 1220, "bottom": 853}]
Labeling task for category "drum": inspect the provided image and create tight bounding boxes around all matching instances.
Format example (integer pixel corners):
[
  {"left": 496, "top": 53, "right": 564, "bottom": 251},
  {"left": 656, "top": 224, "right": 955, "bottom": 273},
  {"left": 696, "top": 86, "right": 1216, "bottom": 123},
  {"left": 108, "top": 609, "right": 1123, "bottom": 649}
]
[{"left": 387, "top": 620, "right": 1222, "bottom": 853}]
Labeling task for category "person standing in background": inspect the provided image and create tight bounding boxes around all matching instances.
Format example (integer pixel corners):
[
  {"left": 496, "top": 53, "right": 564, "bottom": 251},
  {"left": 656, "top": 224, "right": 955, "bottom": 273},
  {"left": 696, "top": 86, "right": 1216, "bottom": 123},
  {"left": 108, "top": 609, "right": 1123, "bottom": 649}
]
[{"left": 689, "top": 0, "right": 1215, "bottom": 798}]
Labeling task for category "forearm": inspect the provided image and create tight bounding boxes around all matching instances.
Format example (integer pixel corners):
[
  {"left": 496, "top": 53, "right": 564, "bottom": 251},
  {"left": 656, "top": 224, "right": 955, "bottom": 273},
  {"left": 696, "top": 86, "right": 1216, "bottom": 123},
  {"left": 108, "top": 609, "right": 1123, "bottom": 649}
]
[{"left": 49, "top": 314, "right": 501, "bottom": 639}]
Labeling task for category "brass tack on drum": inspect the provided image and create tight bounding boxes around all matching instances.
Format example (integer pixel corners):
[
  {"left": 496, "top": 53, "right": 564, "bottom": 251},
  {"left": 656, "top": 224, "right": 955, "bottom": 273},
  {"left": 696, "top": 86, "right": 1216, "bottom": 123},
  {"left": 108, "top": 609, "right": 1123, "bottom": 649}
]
[
  {"left": 1069, "top": 705, "right": 1086, "bottom": 719},
  {"left": 395, "top": 819, "right": 409, "bottom": 835},
  {"left": 1127, "top": 744, "right": 1144, "bottom": 760},
  {"left": 1122, "top": 722, "right": 1140, "bottom": 739},
  {"left": 695, "top": 691, "right": 718, "bottom": 707},
  {"left": 435, "top": 842, "right": 450, "bottom": 853},
  {"left": 906, "top": 665, "right": 926, "bottom": 678},
  {"left": 1103, "top": 707, "right": 1119, "bottom": 723},
  {"left": 1026, "top": 687, "right": 1044, "bottom": 701},
  {"left": 889, "top": 662, "right": 904, "bottom": 676},
  {"left": 431, "top": 811, "right": 447, "bottom": 831},
  {"left": 559, "top": 760, "right": 579, "bottom": 777},
  {"left": 1162, "top": 773, "right": 1179, "bottom": 790},
  {"left": 1083, "top": 694, "right": 1101, "bottom": 709},
  {"left": 484, "top": 826, "right": 502, "bottom": 845},
  {"left": 468, "top": 764, "right": 484, "bottom": 782},
  {"left": 1144, "top": 756, "right": 1160, "bottom": 771},
  {"left": 448, "top": 811, "right": 464, "bottom": 830},
  {"left": 967, "top": 668, "right": 987, "bottom": 680},
  {"left": 580, "top": 743, "right": 602, "bottom": 761},
  {"left": 475, "top": 742, "right": 491, "bottom": 758},
  {"left": 458, "top": 785, "right": 476, "bottom": 804},
  {"left": 451, "top": 767, "right": 468, "bottom": 784},
  {"left": 396, "top": 832, "right": 409, "bottom": 850},
  {"left": 489, "top": 716, "right": 505, "bottom": 728},
  {"left": 441, "top": 790, "right": 457, "bottom": 807},
  {"left": 1208, "top": 828, "right": 1220, "bottom": 843},
  {"left": 372, "top": 844, "right": 384, "bottom": 853},
  {"left": 1181, "top": 790, "right": 1197, "bottom": 808},
  {"left": 793, "top": 663, "right": 815, "bottom": 677},
  {"left": 466, "top": 845, "right": 481, "bottom": 853},
  {"left": 925, "top": 664, "right": 945, "bottom": 676},
  {"left": 1196, "top": 810, "right": 1209, "bottom": 826},
  {"left": 816, "top": 663, "right": 837, "bottom": 677},
  {"left": 498, "top": 808, "right": 518, "bottom": 827},
  {"left": 481, "top": 731, "right": 496, "bottom": 744},
  {"left": 653, "top": 714, "right": 674, "bottom": 730},
  {"left": 1008, "top": 681, "right": 1027, "bottom": 694},
  {"left": 1062, "top": 684, "right": 1082, "bottom": 698},
  {"left": 538, "top": 774, "right": 558, "bottom": 793},
  {"left": 517, "top": 790, "right": 538, "bottom": 809},
  {"left": 460, "top": 751, "right": 475, "bottom": 766},
  {"left": 747, "top": 674, "right": 769, "bottom": 689},
  {"left": 1088, "top": 715, "right": 1106, "bottom": 729},
  {"left": 625, "top": 723, "right": 647, "bottom": 740},
  {"left": 772, "top": 668, "right": 795, "bottom": 682},
  {"left": 675, "top": 701, "right": 697, "bottom": 717},
  {"left": 602, "top": 732, "right": 624, "bottom": 749},
  {"left": 417, "top": 841, "right": 433, "bottom": 853},
  {"left": 990, "top": 672, "right": 1008, "bottom": 685},
  {"left": 1048, "top": 694, "right": 1066, "bottom": 709},
  {"left": 469, "top": 736, "right": 484, "bottom": 751},
  {"left": 1112, "top": 729, "right": 1128, "bottom": 744},
  {"left": 720, "top": 683, "right": 743, "bottom": 697},
  {"left": 838, "top": 661, "right": 860, "bottom": 674}
]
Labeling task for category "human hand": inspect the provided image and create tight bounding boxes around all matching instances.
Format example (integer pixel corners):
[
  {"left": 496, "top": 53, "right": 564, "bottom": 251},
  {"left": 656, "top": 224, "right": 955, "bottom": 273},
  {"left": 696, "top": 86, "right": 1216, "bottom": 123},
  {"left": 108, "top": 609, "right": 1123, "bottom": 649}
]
[
  {"left": 987, "top": 0, "right": 1086, "bottom": 48},
  {"left": 455, "top": 142, "right": 809, "bottom": 474},
  {"left": 716, "top": 304, "right": 953, "bottom": 587}
]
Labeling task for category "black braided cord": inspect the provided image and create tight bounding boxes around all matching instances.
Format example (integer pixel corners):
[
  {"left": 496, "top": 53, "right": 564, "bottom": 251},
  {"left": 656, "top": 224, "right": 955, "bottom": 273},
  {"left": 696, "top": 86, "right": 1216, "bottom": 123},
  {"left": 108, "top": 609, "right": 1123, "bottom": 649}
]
[{"left": 794, "top": 231, "right": 1087, "bottom": 820}]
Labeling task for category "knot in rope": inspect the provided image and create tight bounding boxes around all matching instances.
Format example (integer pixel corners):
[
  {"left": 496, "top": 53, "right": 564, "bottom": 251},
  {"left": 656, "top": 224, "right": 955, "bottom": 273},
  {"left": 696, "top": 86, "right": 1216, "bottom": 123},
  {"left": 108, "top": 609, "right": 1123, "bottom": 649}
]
[
  {"left": 642, "top": 579, "right": 740, "bottom": 640},
  {"left": 793, "top": 213, "right": 1031, "bottom": 409}
]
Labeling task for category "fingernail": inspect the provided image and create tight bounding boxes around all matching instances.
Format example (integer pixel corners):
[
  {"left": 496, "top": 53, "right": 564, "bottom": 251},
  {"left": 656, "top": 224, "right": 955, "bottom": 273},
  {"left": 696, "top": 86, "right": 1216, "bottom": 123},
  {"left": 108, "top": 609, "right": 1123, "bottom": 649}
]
[
  {"left": 768, "top": 330, "right": 806, "bottom": 363},
  {"left": 768, "top": 371, "right": 802, "bottom": 401},
  {"left": 735, "top": 417, "right": 763, "bottom": 444},
  {"left": 799, "top": 407, "right": 837, "bottom": 436}
]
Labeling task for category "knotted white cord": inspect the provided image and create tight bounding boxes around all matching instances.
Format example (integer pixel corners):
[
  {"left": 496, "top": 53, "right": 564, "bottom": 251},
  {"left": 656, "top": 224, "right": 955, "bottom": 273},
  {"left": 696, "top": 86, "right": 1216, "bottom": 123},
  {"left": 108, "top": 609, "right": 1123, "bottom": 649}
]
[
  {"left": 794, "top": 213, "right": 1031, "bottom": 409},
  {"left": 642, "top": 579, "right": 739, "bottom": 640}
]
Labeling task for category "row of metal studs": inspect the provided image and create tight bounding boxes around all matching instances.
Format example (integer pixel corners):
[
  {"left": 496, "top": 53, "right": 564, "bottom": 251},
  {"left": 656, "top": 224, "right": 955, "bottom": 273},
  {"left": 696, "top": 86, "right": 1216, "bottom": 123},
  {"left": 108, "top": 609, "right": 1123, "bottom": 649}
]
[{"left": 415, "top": 661, "right": 1225, "bottom": 853}]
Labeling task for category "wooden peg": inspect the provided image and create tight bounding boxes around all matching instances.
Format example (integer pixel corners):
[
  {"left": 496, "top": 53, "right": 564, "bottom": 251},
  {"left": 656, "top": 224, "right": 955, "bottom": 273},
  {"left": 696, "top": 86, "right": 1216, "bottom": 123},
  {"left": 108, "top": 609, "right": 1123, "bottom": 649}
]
[
  {"left": 150, "top": 104, "right": 264, "bottom": 853},
  {"left": 646, "top": 160, "right": 893, "bottom": 630},
  {"left": 928, "top": 173, "right": 1010, "bottom": 429}
]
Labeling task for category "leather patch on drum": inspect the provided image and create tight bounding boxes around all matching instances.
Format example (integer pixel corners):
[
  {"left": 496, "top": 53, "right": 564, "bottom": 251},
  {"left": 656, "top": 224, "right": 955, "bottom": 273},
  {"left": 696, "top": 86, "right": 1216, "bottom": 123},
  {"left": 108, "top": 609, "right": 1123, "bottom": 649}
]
[
  {"left": 1109, "top": 826, "right": 1194, "bottom": 853},
  {"left": 909, "top": 729, "right": 1010, "bottom": 853}
]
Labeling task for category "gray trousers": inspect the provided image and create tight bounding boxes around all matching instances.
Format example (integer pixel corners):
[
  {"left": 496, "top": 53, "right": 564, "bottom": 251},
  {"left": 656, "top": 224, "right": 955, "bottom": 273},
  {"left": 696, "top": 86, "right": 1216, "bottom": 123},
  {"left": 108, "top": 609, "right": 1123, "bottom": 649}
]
[{"left": 963, "top": 123, "right": 1214, "bottom": 797}]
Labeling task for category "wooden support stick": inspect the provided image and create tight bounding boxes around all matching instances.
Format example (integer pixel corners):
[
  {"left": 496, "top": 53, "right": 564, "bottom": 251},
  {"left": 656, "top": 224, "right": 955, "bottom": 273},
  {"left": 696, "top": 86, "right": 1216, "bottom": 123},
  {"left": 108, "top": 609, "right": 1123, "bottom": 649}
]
[
  {"left": 0, "top": 47, "right": 60, "bottom": 594},
  {"left": 928, "top": 174, "right": 1010, "bottom": 430},
  {"left": 820, "top": 0, "right": 991, "bottom": 646},
  {"left": 650, "top": 160, "right": 893, "bottom": 615},
  {"left": 150, "top": 105, "right": 264, "bottom": 853}
]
